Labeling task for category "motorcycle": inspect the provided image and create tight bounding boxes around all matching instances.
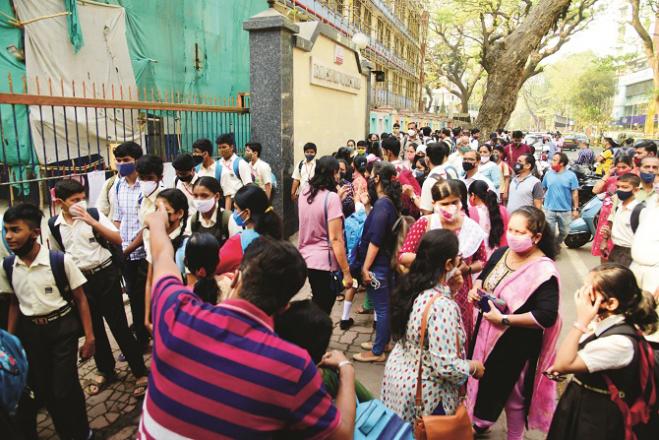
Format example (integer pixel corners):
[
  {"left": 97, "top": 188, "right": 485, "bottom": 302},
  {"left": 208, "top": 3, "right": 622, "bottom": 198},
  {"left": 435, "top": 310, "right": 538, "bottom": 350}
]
[
  {"left": 564, "top": 193, "right": 604, "bottom": 249},
  {"left": 568, "top": 163, "right": 600, "bottom": 208}
]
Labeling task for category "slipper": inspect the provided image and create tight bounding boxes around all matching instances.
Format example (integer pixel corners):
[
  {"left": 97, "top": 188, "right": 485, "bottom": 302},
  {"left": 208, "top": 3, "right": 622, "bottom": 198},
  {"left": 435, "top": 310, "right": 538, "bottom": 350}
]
[
  {"left": 355, "top": 307, "right": 373, "bottom": 315},
  {"left": 84, "top": 373, "right": 116, "bottom": 396},
  {"left": 336, "top": 294, "right": 345, "bottom": 302},
  {"left": 132, "top": 376, "right": 149, "bottom": 398},
  {"left": 353, "top": 351, "right": 386, "bottom": 363},
  {"left": 360, "top": 341, "right": 394, "bottom": 352}
]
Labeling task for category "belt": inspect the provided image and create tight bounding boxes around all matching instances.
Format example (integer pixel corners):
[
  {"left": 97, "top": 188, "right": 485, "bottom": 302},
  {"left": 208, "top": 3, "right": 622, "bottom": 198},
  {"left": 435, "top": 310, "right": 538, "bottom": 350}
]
[
  {"left": 82, "top": 258, "right": 113, "bottom": 277},
  {"left": 571, "top": 377, "right": 613, "bottom": 396},
  {"left": 29, "top": 303, "right": 73, "bottom": 325}
]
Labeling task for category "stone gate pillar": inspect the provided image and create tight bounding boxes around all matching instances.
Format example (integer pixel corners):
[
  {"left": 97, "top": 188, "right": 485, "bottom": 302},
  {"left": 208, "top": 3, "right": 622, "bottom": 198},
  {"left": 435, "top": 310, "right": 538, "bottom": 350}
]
[{"left": 244, "top": 9, "right": 299, "bottom": 238}]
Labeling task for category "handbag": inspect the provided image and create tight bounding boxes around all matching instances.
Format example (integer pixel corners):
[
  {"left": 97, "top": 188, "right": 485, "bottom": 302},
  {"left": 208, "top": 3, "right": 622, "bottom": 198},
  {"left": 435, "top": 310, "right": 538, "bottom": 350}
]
[
  {"left": 413, "top": 294, "right": 473, "bottom": 440},
  {"left": 324, "top": 192, "right": 344, "bottom": 295}
]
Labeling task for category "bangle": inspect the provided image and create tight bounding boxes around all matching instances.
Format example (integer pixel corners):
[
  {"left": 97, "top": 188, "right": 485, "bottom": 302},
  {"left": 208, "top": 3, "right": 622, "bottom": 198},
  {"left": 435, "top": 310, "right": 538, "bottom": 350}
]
[
  {"left": 338, "top": 360, "right": 353, "bottom": 370},
  {"left": 573, "top": 321, "right": 588, "bottom": 333}
]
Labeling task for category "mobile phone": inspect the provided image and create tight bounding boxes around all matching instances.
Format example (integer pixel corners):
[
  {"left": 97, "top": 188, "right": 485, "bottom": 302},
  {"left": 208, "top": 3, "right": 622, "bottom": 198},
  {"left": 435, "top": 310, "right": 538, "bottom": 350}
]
[{"left": 477, "top": 289, "right": 506, "bottom": 313}]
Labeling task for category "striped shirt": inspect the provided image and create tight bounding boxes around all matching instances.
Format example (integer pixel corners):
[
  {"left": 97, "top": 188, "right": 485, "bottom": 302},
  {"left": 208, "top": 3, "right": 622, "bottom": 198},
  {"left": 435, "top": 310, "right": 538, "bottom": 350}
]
[
  {"left": 138, "top": 276, "right": 340, "bottom": 440},
  {"left": 113, "top": 177, "right": 146, "bottom": 260}
]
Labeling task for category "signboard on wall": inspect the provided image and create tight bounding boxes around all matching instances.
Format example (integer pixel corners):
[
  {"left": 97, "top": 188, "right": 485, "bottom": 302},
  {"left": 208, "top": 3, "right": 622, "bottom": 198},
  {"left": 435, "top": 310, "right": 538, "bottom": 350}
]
[{"left": 309, "top": 57, "right": 362, "bottom": 95}]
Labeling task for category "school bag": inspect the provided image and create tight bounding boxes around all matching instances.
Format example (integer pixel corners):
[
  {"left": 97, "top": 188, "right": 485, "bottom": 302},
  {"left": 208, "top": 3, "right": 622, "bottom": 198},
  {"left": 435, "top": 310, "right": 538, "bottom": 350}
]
[
  {"left": 0, "top": 328, "right": 28, "bottom": 415},
  {"left": 1, "top": 222, "right": 10, "bottom": 256},
  {"left": 630, "top": 202, "right": 646, "bottom": 234},
  {"left": 600, "top": 324, "right": 658, "bottom": 440},
  {"left": 354, "top": 399, "right": 414, "bottom": 439},
  {"left": 195, "top": 157, "right": 245, "bottom": 182},
  {"left": 47, "top": 208, "right": 125, "bottom": 271},
  {"left": 3, "top": 250, "right": 71, "bottom": 302},
  {"left": 345, "top": 209, "right": 367, "bottom": 269}
]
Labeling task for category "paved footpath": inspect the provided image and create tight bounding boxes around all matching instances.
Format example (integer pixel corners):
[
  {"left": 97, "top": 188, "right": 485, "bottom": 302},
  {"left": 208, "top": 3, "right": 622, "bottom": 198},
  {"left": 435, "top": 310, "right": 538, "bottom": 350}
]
[{"left": 35, "top": 244, "right": 595, "bottom": 439}]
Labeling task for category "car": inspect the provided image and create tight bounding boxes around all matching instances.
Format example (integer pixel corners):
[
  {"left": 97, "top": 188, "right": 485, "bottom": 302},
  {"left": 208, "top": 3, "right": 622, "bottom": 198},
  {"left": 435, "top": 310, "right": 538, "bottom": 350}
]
[{"left": 562, "top": 134, "right": 589, "bottom": 151}]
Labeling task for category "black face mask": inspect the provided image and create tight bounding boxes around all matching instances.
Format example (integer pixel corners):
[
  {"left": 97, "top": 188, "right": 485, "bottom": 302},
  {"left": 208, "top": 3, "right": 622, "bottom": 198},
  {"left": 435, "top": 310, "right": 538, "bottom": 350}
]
[
  {"left": 513, "top": 163, "right": 524, "bottom": 174},
  {"left": 192, "top": 155, "right": 204, "bottom": 166},
  {"left": 462, "top": 162, "right": 475, "bottom": 172},
  {"left": 14, "top": 236, "right": 36, "bottom": 258},
  {"left": 178, "top": 174, "right": 194, "bottom": 183}
]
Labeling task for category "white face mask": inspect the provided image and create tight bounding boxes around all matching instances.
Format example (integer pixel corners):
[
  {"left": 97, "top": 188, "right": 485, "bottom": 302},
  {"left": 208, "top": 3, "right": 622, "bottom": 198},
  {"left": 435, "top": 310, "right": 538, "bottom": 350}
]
[
  {"left": 140, "top": 180, "right": 158, "bottom": 198},
  {"left": 194, "top": 198, "right": 216, "bottom": 214},
  {"left": 73, "top": 200, "right": 87, "bottom": 211},
  {"left": 445, "top": 264, "right": 459, "bottom": 282},
  {"left": 407, "top": 129, "right": 416, "bottom": 137},
  {"left": 480, "top": 155, "right": 490, "bottom": 163}
]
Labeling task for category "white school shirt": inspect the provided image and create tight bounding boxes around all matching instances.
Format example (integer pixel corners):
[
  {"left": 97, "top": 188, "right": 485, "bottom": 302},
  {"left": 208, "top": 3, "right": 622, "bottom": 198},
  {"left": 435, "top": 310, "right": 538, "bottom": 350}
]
[
  {"left": 196, "top": 161, "right": 217, "bottom": 179},
  {"left": 578, "top": 314, "right": 634, "bottom": 373},
  {"left": 609, "top": 199, "right": 639, "bottom": 248},
  {"left": 420, "top": 167, "right": 448, "bottom": 212},
  {"left": 219, "top": 154, "right": 253, "bottom": 198},
  {"left": 49, "top": 212, "right": 116, "bottom": 270},
  {"left": 250, "top": 158, "right": 272, "bottom": 191},
  {"left": 175, "top": 174, "right": 199, "bottom": 221},
  {"left": 292, "top": 159, "right": 316, "bottom": 195},
  {"left": 0, "top": 245, "right": 87, "bottom": 316}
]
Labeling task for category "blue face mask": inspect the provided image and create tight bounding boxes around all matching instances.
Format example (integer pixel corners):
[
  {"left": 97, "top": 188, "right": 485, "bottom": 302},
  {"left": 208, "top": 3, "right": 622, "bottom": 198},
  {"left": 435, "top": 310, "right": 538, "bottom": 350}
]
[
  {"left": 117, "top": 162, "right": 135, "bottom": 177},
  {"left": 640, "top": 172, "right": 655, "bottom": 184},
  {"left": 232, "top": 210, "right": 246, "bottom": 227}
]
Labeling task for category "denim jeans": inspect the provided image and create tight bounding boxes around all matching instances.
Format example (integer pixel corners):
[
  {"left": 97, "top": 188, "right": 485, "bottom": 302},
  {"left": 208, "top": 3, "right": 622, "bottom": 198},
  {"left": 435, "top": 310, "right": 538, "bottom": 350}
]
[
  {"left": 545, "top": 210, "right": 572, "bottom": 247},
  {"left": 366, "top": 265, "right": 392, "bottom": 356}
]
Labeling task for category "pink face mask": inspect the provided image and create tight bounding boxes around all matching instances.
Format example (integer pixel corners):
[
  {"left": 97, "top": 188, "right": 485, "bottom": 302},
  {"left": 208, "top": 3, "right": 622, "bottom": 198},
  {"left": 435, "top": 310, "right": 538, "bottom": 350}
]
[
  {"left": 436, "top": 203, "right": 461, "bottom": 222},
  {"left": 507, "top": 232, "right": 534, "bottom": 253}
]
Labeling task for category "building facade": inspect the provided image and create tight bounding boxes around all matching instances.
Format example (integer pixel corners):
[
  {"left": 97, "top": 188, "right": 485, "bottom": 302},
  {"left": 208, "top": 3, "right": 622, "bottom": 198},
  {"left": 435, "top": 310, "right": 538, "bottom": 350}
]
[
  {"left": 274, "top": 0, "right": 429, "bottom": 112},
  {"left": 612, "top": 65, "right": 655, "bottom": 130}
]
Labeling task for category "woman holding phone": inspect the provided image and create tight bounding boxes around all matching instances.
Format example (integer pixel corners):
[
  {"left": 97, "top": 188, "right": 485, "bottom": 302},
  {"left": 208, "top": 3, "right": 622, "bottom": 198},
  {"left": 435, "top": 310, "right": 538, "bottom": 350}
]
[{"left": 466, "top": 206, "right": 561, "bottom": 440}]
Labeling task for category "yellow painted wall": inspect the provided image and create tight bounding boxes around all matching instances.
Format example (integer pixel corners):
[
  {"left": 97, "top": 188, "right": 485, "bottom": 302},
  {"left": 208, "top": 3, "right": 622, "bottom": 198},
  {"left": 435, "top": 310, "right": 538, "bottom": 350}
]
[{"left": 293, "top": 34, "right": 367, "bottom": 164}]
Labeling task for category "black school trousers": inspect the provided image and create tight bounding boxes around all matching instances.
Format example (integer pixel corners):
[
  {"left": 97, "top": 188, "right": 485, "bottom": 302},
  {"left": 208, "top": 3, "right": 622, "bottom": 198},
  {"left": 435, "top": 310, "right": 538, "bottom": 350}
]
[
  {"left": 122, "top": 258, "right": 149, "bottom": 346},
  {"left": 84, "top": 264, "right": 147, "bottom": 378},
  {"left": 15, "top": 312, "right": 89, "bottom": 440}
]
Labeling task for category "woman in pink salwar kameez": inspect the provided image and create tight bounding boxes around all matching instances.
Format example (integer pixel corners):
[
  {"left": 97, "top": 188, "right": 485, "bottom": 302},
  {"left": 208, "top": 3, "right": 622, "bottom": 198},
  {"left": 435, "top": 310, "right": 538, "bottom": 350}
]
[{"left": 467, "top": 206, "right": 561, "bottom": 440}]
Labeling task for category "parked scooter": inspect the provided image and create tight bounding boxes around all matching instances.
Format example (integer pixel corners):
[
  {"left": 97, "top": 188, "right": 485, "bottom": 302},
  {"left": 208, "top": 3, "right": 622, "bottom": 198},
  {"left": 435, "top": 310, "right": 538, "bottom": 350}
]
[
  {"left": 564, "top": 193, "right": 604, "bottom": 249},
  {"left": 568, "top": 163, "right": 600, "bottom": 208}
]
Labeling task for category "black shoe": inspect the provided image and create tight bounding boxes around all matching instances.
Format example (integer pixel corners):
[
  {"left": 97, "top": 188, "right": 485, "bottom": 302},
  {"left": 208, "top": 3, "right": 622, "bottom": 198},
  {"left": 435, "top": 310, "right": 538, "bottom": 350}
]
[
  {"left": 372, "top": 320, "right": 377, "bottom": 330},
  {"left": 340, "top": 318, "right": 354, "bottom": 330}
]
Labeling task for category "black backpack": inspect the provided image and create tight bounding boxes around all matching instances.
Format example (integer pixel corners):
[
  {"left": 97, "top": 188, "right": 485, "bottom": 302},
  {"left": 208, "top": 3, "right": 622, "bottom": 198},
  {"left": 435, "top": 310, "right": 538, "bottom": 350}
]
[
  {"left": 3, "top": 250, "right": 71, "bottom": 301},
  {"left": 631, "top": 202, "right": 646, "bottom": 234},
  {"left": 47, "top": 208, "right": 125, "bottom": 272}
]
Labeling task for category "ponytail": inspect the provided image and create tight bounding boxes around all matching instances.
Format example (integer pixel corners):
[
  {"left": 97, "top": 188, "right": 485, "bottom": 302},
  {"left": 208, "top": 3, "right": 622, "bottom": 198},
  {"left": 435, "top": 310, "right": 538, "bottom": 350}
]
[
  {"left": 194, "top": 277, "right": 220, "bottom": 305},
  {"left": 185, "top": 233, "right": 220, "bottom": 304},
  {"left": 626, "top": 291, "right": 659, "bottom": 334},
  {"left": 253, "top": 207, "right": 283, "bottom": 240},
  {"left": 469, "top": 180, "right": 503, "bottom": 249},
  {"left": 234, "top": 184, "right": 283, "bottom": 239}
]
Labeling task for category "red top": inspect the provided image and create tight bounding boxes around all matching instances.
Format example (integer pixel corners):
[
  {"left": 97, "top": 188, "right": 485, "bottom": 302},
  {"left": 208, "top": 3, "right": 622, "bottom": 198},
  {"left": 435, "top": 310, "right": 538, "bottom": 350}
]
[{"left": 503, "top": 143, "right": 534, "bottom": 167}]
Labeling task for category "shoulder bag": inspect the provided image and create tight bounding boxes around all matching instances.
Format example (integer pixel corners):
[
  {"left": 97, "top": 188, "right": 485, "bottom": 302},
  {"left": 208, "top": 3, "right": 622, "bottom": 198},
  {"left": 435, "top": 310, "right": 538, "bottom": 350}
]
[{"left": 414, "top": 294, "right": 473, "bottom": 440}]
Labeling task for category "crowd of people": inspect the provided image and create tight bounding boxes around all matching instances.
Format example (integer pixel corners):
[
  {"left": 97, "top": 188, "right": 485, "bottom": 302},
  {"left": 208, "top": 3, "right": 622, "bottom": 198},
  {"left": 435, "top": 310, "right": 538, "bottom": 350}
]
[{"left": 0, "top": 125, "right": 657, "bottom": 440}]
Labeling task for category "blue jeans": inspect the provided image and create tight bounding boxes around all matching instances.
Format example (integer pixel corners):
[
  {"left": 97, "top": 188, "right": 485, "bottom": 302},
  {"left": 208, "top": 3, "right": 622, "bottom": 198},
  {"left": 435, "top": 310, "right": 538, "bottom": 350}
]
[
  {"left": 545, "top": 210, "right": 572, "bottom": 247},
  {"left": 367, "top": 265, "right": 392, "bottom": 356}
]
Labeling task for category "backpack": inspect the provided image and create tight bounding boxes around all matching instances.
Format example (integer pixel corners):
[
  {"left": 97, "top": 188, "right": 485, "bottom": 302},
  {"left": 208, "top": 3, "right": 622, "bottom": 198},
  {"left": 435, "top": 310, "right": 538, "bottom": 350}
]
[
  {"left": 0, "top": 329, "right": 28, "bottom": 415},
  {"left": 1, "top": 222, "right": 10, "bottom": 256},
  {"left": 3, "top": 250, "right": 71, "bottom": 301},
  {"left": 631, "top": 202, "right": 646, "bottom": 234},
  {"left": 354, "top": 399, "right": 414, "bottom": 439},
  {"left": 345, "top": 210, "right": 367, "bottom": 269},
  {"left": 600, "top": 324, "right": 658, "bottom": 439},
  {"left": 47, "top": 208, "right": 125, "bottom": 272},
  {"left": 173, "top": 236, "right": 189, "bottom": 279},
  {"left": 195, "top": 157, "right": 244, "bottom": 182}
]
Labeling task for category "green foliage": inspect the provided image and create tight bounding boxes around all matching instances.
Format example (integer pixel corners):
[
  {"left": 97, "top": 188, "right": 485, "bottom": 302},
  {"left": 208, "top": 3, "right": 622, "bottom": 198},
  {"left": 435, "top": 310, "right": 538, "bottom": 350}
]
[{"left": 571, "top": 58, "right": 618, "bottom": 129}]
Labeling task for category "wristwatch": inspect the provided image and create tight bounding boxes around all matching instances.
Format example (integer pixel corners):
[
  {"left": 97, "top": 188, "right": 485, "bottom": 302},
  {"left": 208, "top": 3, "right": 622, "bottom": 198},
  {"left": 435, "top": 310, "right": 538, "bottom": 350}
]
[{"left": 501, "top": 315, "right": 511, "bottom": 326}]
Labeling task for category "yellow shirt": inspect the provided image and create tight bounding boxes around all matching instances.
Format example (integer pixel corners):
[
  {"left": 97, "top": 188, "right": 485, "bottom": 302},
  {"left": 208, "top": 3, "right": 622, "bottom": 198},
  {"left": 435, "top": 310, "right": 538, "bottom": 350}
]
[{"left": 596, "top": 149, "right": 613, "bottom": 175}]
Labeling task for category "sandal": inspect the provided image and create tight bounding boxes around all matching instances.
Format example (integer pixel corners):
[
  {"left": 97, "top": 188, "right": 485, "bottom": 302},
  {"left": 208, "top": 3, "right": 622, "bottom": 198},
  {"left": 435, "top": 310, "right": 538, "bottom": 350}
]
[
  {"left": 132, "top": 376, "right": 149, "bottom": 398},
  {"left": 336, "top": 294, "right": 345, "bottom": 302},
  {"left": 353, "top": 351, "right": 386, "bottom": 363},
  {"left": 355, "top": 306, "right": 373, "bottom": 315},
  {"left": 84, "top": 373, "right": 116, "bottom": 396}
]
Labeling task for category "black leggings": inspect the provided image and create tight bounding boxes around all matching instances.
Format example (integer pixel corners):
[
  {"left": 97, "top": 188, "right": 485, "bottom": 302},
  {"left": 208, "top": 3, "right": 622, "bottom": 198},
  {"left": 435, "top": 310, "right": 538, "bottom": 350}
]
[{"left": 308, "top": 269, "right": 336, "bottom": 315}]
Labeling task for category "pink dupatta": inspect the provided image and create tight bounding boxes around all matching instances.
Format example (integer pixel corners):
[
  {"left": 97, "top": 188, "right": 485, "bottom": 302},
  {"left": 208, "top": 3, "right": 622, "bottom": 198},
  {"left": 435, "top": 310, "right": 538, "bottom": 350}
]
[{"left": 466, "top": 256, "right": 561, "bottom": 433}]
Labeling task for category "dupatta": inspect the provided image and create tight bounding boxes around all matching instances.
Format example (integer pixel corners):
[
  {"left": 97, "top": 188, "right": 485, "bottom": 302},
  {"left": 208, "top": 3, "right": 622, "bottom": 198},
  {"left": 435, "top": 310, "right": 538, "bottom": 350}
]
[{"left": 466, "top": 255, "right": 561, "bottom": 432}]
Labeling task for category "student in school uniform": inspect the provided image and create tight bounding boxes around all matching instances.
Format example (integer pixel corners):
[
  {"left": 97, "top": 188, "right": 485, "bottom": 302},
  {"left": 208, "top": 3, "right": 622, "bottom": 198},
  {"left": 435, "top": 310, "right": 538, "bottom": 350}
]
[
  {"left": 190, "top": 176, "right": 230, "bottom": 246},
  {"left": 216, "top": 133, "right": 253, "bottom": 211},
  {"left": 136, "top": 154, "right": 165, "bottom": 229},
  {"left": 191, "top": 138, "right": 217, "bottom": 179},
  {"left": 112, "top": 142, "right": 150, "bottom": 349},
  {"left": 50, "top": 180, "right": 149, "bottom": 398},
  {"left": 245, "top": 142, "right": 273, "bottom": 199},
  {"left": 171, "top": 153, "right": 199, "bottom": 220},
  {"left": 291, "top": 142, "right": 317, "bottom": 202},
  {"left": 1, "top": 203, "right": 94, "bottom": 440}
]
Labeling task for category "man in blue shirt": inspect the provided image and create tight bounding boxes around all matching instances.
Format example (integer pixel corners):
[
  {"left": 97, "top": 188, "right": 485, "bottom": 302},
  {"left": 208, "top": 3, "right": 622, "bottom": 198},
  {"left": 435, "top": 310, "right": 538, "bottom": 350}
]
[{"left": 542, "top": 152, "right": 579, "bottom": 252}]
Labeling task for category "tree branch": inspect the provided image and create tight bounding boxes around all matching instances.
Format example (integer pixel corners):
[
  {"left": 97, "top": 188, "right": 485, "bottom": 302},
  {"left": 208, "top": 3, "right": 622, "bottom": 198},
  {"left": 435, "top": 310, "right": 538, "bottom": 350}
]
[{"left": 629, "top": 0, "right": 655, "bottom": 60}]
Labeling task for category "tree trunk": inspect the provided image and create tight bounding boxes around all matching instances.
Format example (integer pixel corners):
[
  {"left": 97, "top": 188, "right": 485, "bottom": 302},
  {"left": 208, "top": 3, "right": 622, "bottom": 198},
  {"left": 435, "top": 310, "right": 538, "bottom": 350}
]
[
  {"left": 475, "top": 0, "right": 572, "bottom": 133},
  {"left": 460, "top": 95, "right": 469, "bottom": 114}
]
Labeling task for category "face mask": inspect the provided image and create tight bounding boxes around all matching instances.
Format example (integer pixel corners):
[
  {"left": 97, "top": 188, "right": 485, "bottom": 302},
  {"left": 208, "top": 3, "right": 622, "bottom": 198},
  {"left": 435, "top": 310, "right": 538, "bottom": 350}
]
[
  {"left": 177, "top": 174, "right": 194, "bottom": 183},
  {"left": 551, "top": 164, "right": 562, "bottom": 172},
  {"left": 305, "top": 154, "right": 315, "bottom": 162},
  {"left": 445, "top": 263, "right": 459, "bottom": 282},
  {"left": 357, "top": 148, "right": 366, "bottom": 155},
  {"left": 194, "top": 198, "right": 216, "bottom": 214},
  {"left": 117, "top": 162, "right": 135, "bottom": 177},
  {"left": 634, "top": 157, "right": 642, "bottom": 166},
  {"left": 192, "top": 155, "right": 204, "bottom": 166},
  {"left": 339, "top": 172, "right": 346, "bottom": 181},
  {"left": 507, "top": 232, "right": 534, "bottom": 254},
  {"left": 459, "top": 146, "right": 471, "bottom": 154},
  {"left": 640, "top": 172, "right": 655, "bottom": 184},
  {"left": 232, "top": 210, "right": 246, "bottom": 227},
  {"left": 462, "top": 161, "right": 475, "bottom": 172},
  {"left": 616, "top": 190, "right": 634, "bottom": 201},
  {"left": 480, "top": 155, "right": 490, "bottom": 164},
  {"left": 436, "top": 203, "right": 461, "bottom": 222},
  {"left": 71, "top": 200, "right": 87, "bottom": 213},
  {"left": 13, "top": 236, "right": 36, "bottom": 258},
  {"left": 492, "top": 153, "right": 500, "bottom": 162},
  {"left": 140, "top": 180, "right": 158, "bottom": 198},
  {"left": 406, "top": 152, "right": 416, "bottom": 161},
  {"left": 413, "top": 169, "right": 425, "bottom": 178},
  {"left": 244, "top": 152, "right": 253, "bottom": 162},
  {"left": 513, "top": 163, "right": 524, "bottom": 174}
]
